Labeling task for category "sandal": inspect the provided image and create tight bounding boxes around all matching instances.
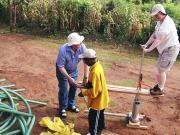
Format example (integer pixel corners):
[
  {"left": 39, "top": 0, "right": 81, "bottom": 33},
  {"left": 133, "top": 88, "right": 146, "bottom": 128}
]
[{"left": 67, "top": 106, "right": 79, "bottom": 113}]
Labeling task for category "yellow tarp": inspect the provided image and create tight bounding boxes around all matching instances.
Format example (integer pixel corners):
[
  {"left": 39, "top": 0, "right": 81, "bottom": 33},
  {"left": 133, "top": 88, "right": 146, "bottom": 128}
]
[{"left": 39, "top": 117, "right": 81, "bottom": 135}]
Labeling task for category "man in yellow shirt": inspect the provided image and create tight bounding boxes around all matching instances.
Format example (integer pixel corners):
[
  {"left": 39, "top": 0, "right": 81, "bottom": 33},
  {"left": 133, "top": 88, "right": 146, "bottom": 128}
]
[{"left": 78, "top": 49, "right": 109, "bottom": 135}]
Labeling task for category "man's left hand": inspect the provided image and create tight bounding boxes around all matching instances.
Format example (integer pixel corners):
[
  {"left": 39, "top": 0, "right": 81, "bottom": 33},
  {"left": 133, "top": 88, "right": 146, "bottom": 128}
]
[
  {"left": 140, "top": 44, "right": 147, "bottom": 49},
  {"left": 143, "top": 48, "right": 150, "bottom": 53}
]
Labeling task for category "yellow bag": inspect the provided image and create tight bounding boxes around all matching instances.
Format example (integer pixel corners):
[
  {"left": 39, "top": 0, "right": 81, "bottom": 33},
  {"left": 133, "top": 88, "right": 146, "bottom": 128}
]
[{"left": 39, "top": 117, "right": 81, "bottom": 135}]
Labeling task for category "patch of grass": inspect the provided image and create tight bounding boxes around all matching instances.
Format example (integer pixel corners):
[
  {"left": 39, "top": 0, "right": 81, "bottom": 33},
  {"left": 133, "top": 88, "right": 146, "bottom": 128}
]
[
  {"left": 101, "top": 62, "right": 112, "bottom": 71},
  {"left": 108, "top": 98, "right": 117, "bottom": 108},
  {"left": 22, "top": 36, "right": 158, "bottom": 72},
  {"left": 23, "top": 36, "right": 65, "bottom": 48},
  {"left": 109, "top": 78, "right": 152, "bottom": 88},
  {"left": 0, "top": 24, "right": 10, "bottom": 33},
  {"left": 85, "top": 41, "right": 157, "bottom": 66},
  {"left": 0, "top": 29, "right": 160, "bottom": 66},
  {"left": 111, "top": 79, "right": 136, "bottom": 87}
]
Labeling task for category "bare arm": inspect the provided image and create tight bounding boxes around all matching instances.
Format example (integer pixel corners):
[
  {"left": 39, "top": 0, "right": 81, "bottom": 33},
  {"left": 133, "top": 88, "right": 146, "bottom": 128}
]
[
  {"left": 143, "top": 33, "right": 166, "bottom": 53},
  {"left": 82, "top": 64, "right": 89, "bottom": 85},
  {"left": 142, "top": 32, "right": 155, "bottom": 48}
]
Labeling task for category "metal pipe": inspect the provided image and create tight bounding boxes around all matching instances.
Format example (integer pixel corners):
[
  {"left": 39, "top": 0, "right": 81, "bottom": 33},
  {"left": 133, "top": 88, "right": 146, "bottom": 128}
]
[
  {"left": 129, "top": 50, "right": 144, "bottom": 123},
  {"left": 84, "top": 110, "right": 128, "bottom": 118},
  {"left": 0, "top": 79, "right": 6, "bottom": 83},
  {"left": 130, "top": 96, "right": 140, "bottom": 123},
  {"left": 0, "top": 85, "right": 15, "bottom": 88}
]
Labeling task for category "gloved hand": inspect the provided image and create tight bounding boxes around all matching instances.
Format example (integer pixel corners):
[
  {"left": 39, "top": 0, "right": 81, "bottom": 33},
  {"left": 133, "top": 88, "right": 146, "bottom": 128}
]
[{"left": 78, "top": 92, "right": 84, "bottom": 97}]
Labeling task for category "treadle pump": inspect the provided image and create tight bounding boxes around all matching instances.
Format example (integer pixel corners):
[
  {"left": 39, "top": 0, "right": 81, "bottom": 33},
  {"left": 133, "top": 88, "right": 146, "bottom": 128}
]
[{"left": 127, "top": 50, "right": 147, "bottom": 129}]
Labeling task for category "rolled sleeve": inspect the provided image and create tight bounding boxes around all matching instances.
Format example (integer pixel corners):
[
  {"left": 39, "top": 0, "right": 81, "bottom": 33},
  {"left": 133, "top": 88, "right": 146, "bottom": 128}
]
[
  {"left": 81, "top": 43, "right": 87, "bottom": 52},
  {"left": 56, "top": 48, "right": 66, "bottom": 68}
]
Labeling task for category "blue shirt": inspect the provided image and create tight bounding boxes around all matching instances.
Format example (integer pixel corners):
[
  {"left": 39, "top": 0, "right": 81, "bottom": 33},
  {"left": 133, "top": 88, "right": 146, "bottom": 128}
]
[{"left": 56, "top": 43, "right": 86, "bottom": 74}]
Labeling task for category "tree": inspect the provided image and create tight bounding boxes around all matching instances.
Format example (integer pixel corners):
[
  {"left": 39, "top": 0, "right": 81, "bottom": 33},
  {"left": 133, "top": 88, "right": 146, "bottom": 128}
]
[{"left": 8, "top": 0, "right": 29, "bottom": 31}]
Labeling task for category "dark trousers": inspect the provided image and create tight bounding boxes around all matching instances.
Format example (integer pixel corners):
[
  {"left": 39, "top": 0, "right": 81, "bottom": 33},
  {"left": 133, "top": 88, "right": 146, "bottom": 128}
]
[
  {"left": 89, "top": 108, "right": 105, "bottom": 135},
  {"left": 56, "top": 64, "right": 78, "bottom": 111}
]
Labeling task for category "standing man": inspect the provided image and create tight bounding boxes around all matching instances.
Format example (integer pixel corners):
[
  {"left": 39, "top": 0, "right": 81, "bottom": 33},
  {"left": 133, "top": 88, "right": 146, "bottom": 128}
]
[
  {"left": 141, "top": 4, "right": 180, "bottom": 95},
  {"left": 78, "top": 49, "right": 109, "bottom": 135},
  {"left": 56, "top": 32, "right": 88, "bottom": 118}
]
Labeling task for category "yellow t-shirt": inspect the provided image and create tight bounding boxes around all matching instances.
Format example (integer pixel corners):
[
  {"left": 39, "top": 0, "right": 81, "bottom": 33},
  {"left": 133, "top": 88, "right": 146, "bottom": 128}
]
[{"left": 82, "top": 61, "right": 109, "bottom": 110}]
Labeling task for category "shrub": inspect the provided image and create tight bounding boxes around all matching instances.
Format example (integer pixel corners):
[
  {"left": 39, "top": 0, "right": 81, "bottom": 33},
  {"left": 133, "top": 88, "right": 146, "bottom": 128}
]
[{"left": 0, "top": 0, "right": 9, "bottom": 23}]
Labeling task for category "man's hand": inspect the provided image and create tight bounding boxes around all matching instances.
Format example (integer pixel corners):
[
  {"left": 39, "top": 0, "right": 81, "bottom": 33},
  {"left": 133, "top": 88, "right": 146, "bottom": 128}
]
[
  {"left": 143, "top": 48, "right": 150, "bottom": 53},
  {"left": 68, "top": 77, "right": 77, "bottom": 87},
  {"left": 76, "top": 83, "right": 86, "bottom": 88},
  {"left": 140, "top": 44, "right": 147, "bottom": 49},
  {"left": 82, "top": 77, "right": 88, "bottom": 86},
  {"left": 78, "top": 92, "right": 84, "bottom": 97}
]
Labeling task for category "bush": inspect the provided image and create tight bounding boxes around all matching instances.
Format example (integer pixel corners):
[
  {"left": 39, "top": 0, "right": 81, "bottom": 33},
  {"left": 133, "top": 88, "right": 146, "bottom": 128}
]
[
  {"left": 0, "top": 0, "right": 179, "bottom": 45},
  {"left": 165, "top": 3, "right": 180, "bottom": 37},
  {"left": 0, "top": 0, "right": 9, "bottom": 23}
]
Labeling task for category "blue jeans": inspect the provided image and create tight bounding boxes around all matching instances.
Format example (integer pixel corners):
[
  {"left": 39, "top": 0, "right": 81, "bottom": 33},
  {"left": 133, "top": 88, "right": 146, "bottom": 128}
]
[{"left": 56, "top": 64, "right": 78, "bottom": 111}]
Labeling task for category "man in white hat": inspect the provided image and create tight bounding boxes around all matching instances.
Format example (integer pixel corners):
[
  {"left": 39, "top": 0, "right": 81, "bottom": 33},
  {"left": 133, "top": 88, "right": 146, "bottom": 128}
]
[
  {"left": 78, "top": 49, "right": 109, "bottom": 135},
  {"left": 56, "top": 32, "right": 88, "bottom": 118},
  {"left": 141, "top": 4, "right": 180, "bottom": 95}
]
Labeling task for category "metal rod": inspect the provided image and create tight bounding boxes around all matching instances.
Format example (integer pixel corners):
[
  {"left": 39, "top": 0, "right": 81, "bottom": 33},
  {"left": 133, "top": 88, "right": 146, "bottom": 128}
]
[
  {"left": 130, "top": 50, "right": 145, "bottom": 123},
  {"left": 79, "top": 88, "right": 89, "bottom": 108},
  {"left": 84, "top": 110, "right": 128, "bottom": 118},
  {"left": 0, "top": 85, "right": 15, "bottom": 88},
  {"left": 0, "top": 79, "right": 6, "bottom": 83}
]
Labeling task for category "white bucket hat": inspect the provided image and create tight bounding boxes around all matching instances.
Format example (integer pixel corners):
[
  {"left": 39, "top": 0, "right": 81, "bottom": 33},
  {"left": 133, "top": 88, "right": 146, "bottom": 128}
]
[
  {"left": 79, "top": 49, "right": 96, "bottom": 58},
  {"left": 67, "top": 32, "right": 84, "bottom": 46},
  {"left": 151, "top": 4, "right": 166, "bottom": 16}
]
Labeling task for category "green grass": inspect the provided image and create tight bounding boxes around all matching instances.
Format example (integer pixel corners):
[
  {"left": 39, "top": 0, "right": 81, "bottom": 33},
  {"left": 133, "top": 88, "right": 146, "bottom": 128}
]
[
  {"left": 21, "top": 37, "right": 163, "bottom": 71},
  {"left": 112, "top": 79, "right": 136, "bottom": 87},
  {"left": 108, "top": 98, "right": 118, "bottom": 108},
  {"left": 0, "top": 24, "right": 16, "bottom": 34},
  {"left": 16, "top": 33, "right": 159, "bottom": 77},
  {"left": 101, "top": 62, "right": 112, "bottom": 71}
]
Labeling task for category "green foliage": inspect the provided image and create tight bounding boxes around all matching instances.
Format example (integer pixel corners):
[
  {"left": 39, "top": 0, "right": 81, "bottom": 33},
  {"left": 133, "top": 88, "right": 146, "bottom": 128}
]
[
  {"left": 57, "top": 0, "right": 82, "bottom": 33},
  {"left": 0, "top": 0, "right": 179, "bottom": 45},
  {"left": 0, "top": 0, "right": 8, "bottom": 23},
  {"left": 17, "top": 0, "right": 58, "bottom": 34},
  {"left": 135, "top": 3, "right": 154, "bottom": 44},
  {"left": 165, "top": 3, "right": 180, "bottom": 35},
  {"left": 82, "top": 0, "right": 102, "bottom": 35}
]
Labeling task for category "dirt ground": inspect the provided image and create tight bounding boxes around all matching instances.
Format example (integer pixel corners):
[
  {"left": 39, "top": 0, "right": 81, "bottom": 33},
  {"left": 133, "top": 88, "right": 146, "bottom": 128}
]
[{"left": 0, "top": 33, "right": 180, "bottom": 135}]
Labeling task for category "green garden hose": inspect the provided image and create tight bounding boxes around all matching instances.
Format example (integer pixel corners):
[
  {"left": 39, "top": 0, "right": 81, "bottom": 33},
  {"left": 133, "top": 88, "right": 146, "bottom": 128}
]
[{"left": 0, "top": 79, "right": 47, "bottom": 135}]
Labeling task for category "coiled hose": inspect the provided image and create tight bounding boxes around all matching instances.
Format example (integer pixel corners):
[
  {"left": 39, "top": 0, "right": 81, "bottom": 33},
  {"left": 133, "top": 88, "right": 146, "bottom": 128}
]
[{"left": 0, "top": 79, "right": 47, "bottom": 135}]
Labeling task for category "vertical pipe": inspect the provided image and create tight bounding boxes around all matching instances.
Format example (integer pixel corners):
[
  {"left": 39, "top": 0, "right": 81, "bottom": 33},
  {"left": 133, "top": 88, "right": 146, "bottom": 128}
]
[{"left": 130, "top": 95, "right": 140, "bottom": 123}]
